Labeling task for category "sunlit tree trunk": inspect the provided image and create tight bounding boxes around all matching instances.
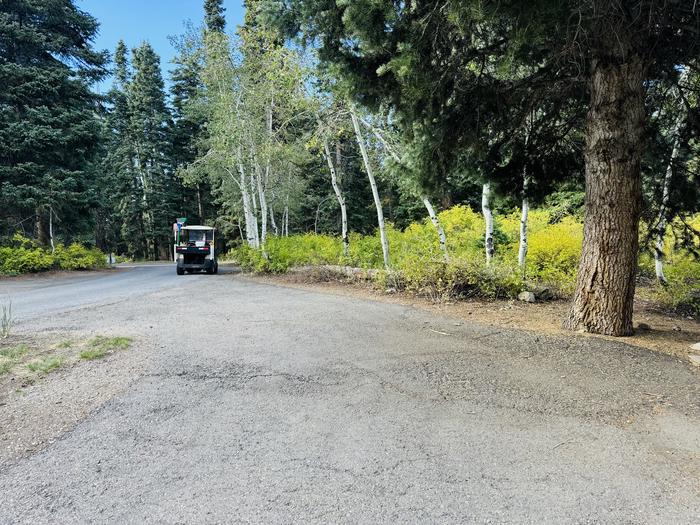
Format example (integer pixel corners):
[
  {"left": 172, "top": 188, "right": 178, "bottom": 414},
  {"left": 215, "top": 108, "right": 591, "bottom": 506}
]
[
  {"left": 421, "top": 195, "right": 448, "bottom": 261},
  {"left": 655, "top": 88, "right": 685, "bottom": 284},
  {"left": 565, "top": 53, "right": 645, "bottom": 336},
  {"left": 481, "top": 183, "right": 494, "bottom": 265},
  {"left": 518, "top": 173, "right": 529, "bottom": 268},
  {"left": 48, "top": 206, "right": 55, "bottom": 253},
  {"left": 323, "top": 138, "right": 349, "bottom": 256},
  {"left": 351, "top": 111, "right": 390, "bottom": 269},
  {"left": 360, "top": 116, "right": 448, "bottom": 261},
  {"left": 236, "top": 160, "right": 258, "bottom": 248}
]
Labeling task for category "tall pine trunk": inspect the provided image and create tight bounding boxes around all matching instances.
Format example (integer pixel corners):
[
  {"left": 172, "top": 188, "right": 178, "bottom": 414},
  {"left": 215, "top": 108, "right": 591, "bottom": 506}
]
[
  {"left": 351, "top": 111, "right": 390, "bottom": 269},
  {"left": 565, "top": 54, "right": 645, "bottom": 336}
]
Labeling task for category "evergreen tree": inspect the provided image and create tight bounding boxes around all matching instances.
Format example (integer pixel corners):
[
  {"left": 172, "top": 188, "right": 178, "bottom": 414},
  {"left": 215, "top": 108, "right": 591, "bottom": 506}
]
[
  {"left": 128, "top": 42, "right": 179, "bottom": 259},
  {"left": 204, "top": 0, "right": 226, "bottom": 33},
  {"left": 0, "top": 0, "right": 107, "bottom": 243},
  {"left": 170, "top": 25, "right": 211, "bottom": 223}
]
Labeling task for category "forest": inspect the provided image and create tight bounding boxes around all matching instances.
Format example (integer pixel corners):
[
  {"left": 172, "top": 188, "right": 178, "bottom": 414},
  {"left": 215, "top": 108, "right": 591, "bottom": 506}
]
[{"left": 1, "top": 0, "right": 699, "bottom": 336}]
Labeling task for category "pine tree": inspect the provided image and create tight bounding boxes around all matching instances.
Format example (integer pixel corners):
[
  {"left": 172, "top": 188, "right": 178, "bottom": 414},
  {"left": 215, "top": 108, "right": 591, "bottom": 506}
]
[
  {"left": 0, "top": 0, "right": 107, "bottom": 243},
  {"left": 170, "top": 25, "right": 210, "bottom": 223},
  {"left": 204, "top": 0, "right": 226, "bottom": 33},
  {"left": 128, "top": 42, "right": 178, "bottom": 259}
]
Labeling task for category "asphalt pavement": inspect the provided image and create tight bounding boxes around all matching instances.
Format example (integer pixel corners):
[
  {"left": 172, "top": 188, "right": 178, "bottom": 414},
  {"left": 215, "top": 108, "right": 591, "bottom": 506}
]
[{"left": 0, "top": 265, "right": 698, "bottom": 523}]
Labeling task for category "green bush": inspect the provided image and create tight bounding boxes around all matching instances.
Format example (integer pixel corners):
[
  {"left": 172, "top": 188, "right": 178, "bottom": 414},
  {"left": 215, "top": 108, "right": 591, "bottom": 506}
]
[
  {"left": 53, "top": 243, "right": 106, "bottom": 270},
  {"left": 0, "top": 235, "right": 106, "bottom": 275},
  {"left": 228, "top": 206, "right": 699, "bottom": 307}
]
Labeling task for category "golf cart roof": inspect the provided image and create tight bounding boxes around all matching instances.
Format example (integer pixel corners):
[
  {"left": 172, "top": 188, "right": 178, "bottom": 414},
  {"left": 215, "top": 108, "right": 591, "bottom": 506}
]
[{"left": 182, "top": 225, "right": 215, "bottom": 231}]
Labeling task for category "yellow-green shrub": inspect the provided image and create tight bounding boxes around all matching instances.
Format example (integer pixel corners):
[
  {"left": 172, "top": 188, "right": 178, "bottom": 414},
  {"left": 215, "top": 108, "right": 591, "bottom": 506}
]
[
  {"left": 53, "top": 243, "right": 106, "bottom": 270},
  {"left": 525, "top": 217, "right": 583, "bottom": 292},
  {"left": 0, "top": 235, "right": 106, "bottom": 275}
]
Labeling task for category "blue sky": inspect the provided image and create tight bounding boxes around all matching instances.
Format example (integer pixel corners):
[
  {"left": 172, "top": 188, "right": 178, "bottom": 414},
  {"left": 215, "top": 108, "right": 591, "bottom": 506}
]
[{"left": 78, "top": 0, "right": 245, "bottom": 93}]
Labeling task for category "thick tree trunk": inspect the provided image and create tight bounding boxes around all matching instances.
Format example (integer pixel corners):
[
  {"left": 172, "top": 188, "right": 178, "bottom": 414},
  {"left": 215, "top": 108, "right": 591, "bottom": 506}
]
[
  {"left": 323, "top": 139, "right": 349, "bottom": 256},
  {"left": 564, "top": 55, "right": 645, "bottom": 336},
  {"left": 351, "top": 111, "right": 390, "bottom": 269},
  {"left": 481, "top": 183, "right": 494, "bottom": 264}
]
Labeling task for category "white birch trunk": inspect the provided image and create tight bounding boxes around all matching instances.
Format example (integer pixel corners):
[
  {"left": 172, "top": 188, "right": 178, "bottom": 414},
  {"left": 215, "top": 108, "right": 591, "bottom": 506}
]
[
  {"left": 655, "top": 140, "right": 678, "bottom": 284},
  {"left": 323, "top": 139, "right": 349, "bottom": 256},
  {"left": 48, "top": 206, "right": 55, "bottom": 253},
  {"left": 482, "top": 183, "right": 494, "bottom": 265},
  {"left": 269, "top": 206, "right": 278, "bottom": 236},
  {"left": 351, "top": 111, "right": 390, "bottom": 269},
  {"left": 359, "top": 116, "right": 447, "bottom": 261},
  {"left": 421, "top": 195, "right": 448, "bottom": 261},
  {"left": 237, "top": 161, "right": 258, "bottom": 248},
  {"left": 518, "top": 173, "right": 529, "bottom": 268},
  {"left": 256, "top": 167, "right": 268, "bottom": 247},
  {"left": 655, "top": 69, "right": 687, "bottom": 284}
]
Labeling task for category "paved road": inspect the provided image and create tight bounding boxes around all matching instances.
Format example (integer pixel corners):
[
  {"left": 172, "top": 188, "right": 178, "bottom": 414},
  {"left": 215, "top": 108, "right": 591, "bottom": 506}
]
[
  {"left": 1, "top": 267, "right": 699, "bottom": 523},
  {"left": 0, "top": 264, "right": 227, "bottom": 321}
]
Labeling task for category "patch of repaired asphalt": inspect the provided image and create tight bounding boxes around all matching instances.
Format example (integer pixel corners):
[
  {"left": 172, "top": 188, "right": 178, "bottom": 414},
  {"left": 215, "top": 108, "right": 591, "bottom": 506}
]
[{"left": 0, "top": 269, "right": 698, "bottom": 523}]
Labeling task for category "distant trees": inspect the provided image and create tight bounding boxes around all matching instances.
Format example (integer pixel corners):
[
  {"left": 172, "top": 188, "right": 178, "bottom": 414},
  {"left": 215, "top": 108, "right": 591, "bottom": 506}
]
[{"left": 99, "top": 41, "right": 184, "bottom": 259}]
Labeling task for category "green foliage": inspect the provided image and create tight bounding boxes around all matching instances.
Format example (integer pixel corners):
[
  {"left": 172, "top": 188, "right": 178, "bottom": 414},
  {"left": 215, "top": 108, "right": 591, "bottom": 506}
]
[
  {"left": 0, "top": 0, "right": 108, "bottom": 245},
  {"left": 0, "top": 235, "right": 106, "bottom": 275},
  {"left": 53, "top": 244, "right": 107, "bottom": 271}
]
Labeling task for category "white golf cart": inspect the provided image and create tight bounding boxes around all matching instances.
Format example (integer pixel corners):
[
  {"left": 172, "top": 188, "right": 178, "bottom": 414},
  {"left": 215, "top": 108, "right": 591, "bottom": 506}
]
[{"left": 173, "top": 224, "right": 218, "bottom": 275}]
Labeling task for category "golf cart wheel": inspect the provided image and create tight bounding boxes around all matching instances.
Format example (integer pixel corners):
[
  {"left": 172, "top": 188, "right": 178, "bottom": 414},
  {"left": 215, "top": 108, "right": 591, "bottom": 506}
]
[
  {"left": 213, "top": 263, "right": 218, "bottom": 275},
  {"left": 176, "top": 266, "right": 184, "bottom": 276}
]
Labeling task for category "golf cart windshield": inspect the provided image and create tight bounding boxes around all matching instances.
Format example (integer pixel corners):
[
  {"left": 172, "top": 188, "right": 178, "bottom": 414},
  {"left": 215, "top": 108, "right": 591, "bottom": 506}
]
[{"left": 182, "top": 229, "right": 213, "bottom": 245}]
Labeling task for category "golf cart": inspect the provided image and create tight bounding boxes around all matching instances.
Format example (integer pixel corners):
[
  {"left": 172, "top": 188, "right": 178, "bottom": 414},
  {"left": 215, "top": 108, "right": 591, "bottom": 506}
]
[{"left": 173, "top": 221, "right": 218, "bottom": 275}]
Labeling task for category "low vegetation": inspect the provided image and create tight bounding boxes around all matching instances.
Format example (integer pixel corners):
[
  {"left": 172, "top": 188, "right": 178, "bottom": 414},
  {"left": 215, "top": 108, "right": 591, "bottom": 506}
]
[
  {"left": 0, "top": 234, "right": 106, "bottom": 276},
  {"left": 0, "top": 335, "right": 133, "bottom": 383},
  {"left": 232, "top": 206, "right": 700, "bottom": 315},
  {"left": 79, "top": 336, "right": 133, "bottom": 360},
  {"left": 26, "top": 355, "right": 64, "bottom": 375}
]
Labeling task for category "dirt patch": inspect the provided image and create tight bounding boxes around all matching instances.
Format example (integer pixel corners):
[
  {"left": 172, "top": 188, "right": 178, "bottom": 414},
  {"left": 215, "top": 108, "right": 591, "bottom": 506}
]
[
  {"left": 0, "top": 330, "right": 148, "bottom": 467},
  {"left": 245, "top": 270, "right": 700, "bottom": 364}
]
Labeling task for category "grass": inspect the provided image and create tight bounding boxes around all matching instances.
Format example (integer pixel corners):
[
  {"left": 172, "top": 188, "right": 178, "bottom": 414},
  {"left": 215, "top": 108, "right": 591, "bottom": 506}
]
[
  {"left": 26, "top": 355, "right": 64, "bottom": 374},
  {"left": 1, "top": 300, "right": 12, "bottom": 338},
  {"left": 79, "top": 336, "right": 133, "bottom": 360},
  {"left": 79, "top": 348, "right": 107, "bottom": 360},
  {"left": 56, "top": 340, "right": 73, "bottom": 349},
  {"left": 0, "top": 360, "right": 13, "bottom": 375},
  {"left": 0, "top": 344, "right": 28, "bottom": 376},
  {"left": 0, "top": 344, "right": 28, "bottom": 359}
]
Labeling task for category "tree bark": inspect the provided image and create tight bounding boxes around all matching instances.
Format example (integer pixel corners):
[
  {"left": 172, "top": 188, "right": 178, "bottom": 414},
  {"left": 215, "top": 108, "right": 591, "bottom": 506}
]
[
  {"left": 421, "top": 195, "right": 448, "bottom": 261},
  {"left": 565, "top": 54, "right": 645, "bottom": 336},
  {"left": 323, "top": 139, "right": 349, "bottom": 256},
  {"left": 351, "top": 111, "right": 390, "bottom": 269},
  {"left": 481, "top": 183, "right": 494, "bottom": 265},
  {"left": 518, "top": 173, "right": 529, "bottom": 268},
  {"left": 359, "top": 116, "right": 448, "bottom": 261}
]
